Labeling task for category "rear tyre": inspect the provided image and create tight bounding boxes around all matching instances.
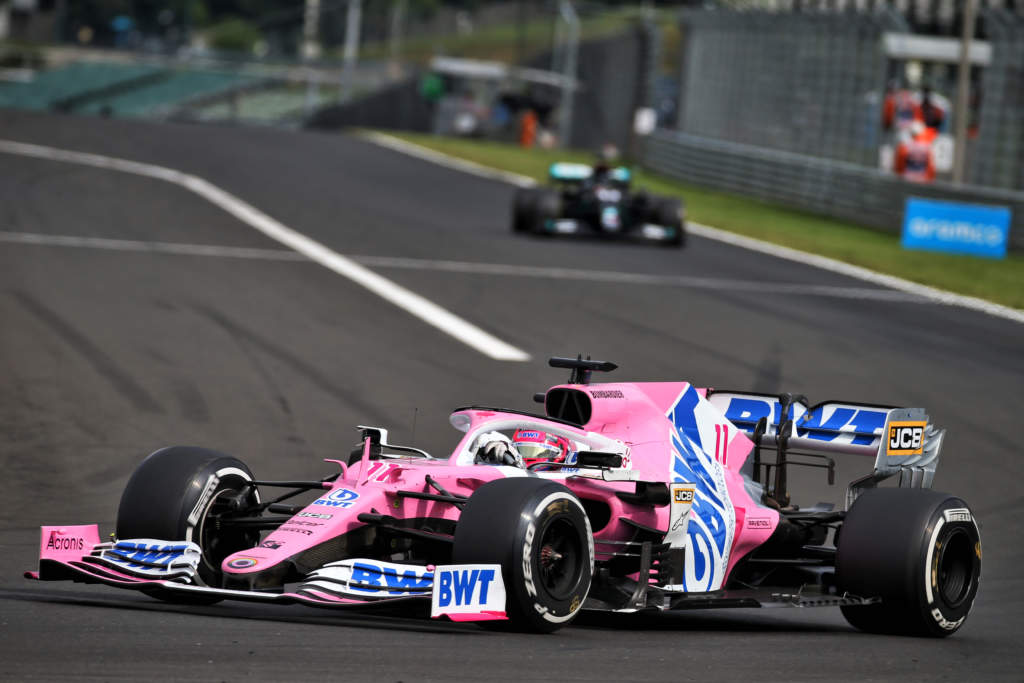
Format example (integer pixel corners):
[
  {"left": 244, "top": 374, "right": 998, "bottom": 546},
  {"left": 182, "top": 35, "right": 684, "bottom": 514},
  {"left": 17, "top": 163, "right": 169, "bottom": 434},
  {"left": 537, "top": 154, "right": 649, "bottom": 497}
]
[
  {"left": 836, "top": 488, "right": 981, "bottom": 637},
  {"left": 453, "top": 478, "right": 593, "bottom": 633},
  {"left": 653, "top": 198, "right": 685, "bottom": 248},
  {"left": 116, "top": 446, "right": 261, "bottom": 600}
]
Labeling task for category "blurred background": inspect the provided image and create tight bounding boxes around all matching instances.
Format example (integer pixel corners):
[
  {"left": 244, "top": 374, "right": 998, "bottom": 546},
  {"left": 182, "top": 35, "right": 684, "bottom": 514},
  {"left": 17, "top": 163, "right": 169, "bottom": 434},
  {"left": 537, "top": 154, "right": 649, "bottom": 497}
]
[{"left": 2, "top": 0, "right": 1024, "bottom": 243}]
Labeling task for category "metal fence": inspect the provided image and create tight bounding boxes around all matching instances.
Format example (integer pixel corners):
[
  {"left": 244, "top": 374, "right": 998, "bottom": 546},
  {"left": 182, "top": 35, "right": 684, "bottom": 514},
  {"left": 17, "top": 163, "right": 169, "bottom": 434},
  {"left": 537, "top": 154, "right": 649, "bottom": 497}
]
[
  {"left": 674, "top": 8, "right": 907, "bottom": 167},
  {"left": 562, "top": 23, "right": 655, "bottom": 151},
  {"left": 638, "top": 5, "right": 1024, "bottom": 248},
  {"left": 642, "top": 128, "right": 1024, "bottom": 249},
  {"left": 969, "top": 8, "right": 1024, "bottom": 190}
]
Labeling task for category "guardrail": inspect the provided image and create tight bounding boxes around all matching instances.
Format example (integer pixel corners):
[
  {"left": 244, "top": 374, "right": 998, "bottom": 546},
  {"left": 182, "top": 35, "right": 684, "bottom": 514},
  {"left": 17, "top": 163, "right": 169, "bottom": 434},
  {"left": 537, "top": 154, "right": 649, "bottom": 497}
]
[{"left": 641, "top": 129, "right": 1024, "bottom": 250}]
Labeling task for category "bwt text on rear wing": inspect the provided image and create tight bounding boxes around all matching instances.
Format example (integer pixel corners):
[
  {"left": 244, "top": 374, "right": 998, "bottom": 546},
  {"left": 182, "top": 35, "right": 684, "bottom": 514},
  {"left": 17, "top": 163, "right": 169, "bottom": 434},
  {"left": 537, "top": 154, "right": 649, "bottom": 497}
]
[{"left": 706, "top": 391, "right": 945, "bottom": 509}]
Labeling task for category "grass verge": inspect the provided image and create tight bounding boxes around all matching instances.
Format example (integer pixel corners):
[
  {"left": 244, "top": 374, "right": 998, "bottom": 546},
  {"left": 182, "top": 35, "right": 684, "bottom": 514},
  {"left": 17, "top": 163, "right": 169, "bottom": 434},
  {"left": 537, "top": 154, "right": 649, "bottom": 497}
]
[{"left": 378, "top": 131, "right": 1024, "bottom": 311}]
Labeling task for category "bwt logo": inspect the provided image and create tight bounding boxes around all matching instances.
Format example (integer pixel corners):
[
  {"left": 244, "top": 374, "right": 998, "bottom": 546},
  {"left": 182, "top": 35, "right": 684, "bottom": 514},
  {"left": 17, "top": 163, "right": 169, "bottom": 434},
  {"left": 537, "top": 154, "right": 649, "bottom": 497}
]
[
  {"left": 313, "top": 487, "right": 360, "bottom": 508},
  {"left": 114, "top": 547, "right": 177, "bottom": 566},
  {"left": 436, "top": 568, "right": 497, "bottom": 608},
  {"left": 723, "top": 397, "right": 886, "bottom": 446},
  {"left": 350, "top": 563, "right": 432, "bottom": 594},
  {"left": 908, "top": 217, "right": 1005, "bottom": 246},
  {"left": 888, "top": 421, "right": 926, "bottom": 455}
]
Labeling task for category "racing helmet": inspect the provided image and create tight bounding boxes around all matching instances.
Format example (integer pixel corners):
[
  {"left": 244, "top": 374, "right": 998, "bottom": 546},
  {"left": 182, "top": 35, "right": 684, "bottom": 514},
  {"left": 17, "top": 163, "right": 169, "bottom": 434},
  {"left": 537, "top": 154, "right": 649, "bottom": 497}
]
[
  {"left": 593, "top": 144, "right": 618, "bottom": 177},
  {"left": 512, "top": 429, "right": 572, "bottom": 468}
]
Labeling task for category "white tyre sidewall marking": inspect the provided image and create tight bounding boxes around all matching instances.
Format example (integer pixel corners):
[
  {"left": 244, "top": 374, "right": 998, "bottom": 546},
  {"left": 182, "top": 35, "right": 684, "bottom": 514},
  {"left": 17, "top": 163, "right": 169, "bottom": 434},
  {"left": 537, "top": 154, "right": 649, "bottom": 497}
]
[
  {"left": 186, "top": 466, "right": 255, "bottom": 583},
  {"left": 520, "top": 491, "right": 594, "bottom": 624}
]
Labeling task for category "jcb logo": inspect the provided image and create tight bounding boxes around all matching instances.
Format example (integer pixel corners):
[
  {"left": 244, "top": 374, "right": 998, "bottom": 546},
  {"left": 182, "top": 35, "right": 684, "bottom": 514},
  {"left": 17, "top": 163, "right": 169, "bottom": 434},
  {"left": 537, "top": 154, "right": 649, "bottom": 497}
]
[
  {"left": 674, "top": 488, "right": 695, "bottom": 503},
  {"left": 887, "top": 421, "right": 926, "bottom": 456}
]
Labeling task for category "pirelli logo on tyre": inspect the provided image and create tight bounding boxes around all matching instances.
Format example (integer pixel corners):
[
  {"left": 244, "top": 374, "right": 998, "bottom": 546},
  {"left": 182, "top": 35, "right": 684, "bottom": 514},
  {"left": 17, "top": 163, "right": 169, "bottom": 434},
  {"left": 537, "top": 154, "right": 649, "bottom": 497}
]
[{"left": 887, "top": 420, "right": 927, "bottom": 456}]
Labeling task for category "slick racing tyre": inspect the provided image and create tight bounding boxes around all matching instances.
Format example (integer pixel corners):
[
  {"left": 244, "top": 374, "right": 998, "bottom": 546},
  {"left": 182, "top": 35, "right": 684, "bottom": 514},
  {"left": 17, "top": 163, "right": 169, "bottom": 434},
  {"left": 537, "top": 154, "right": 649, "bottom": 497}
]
[
  {"left": 836, "top": 488, "right": 981, "bottom": 637},
  {"left": 454, "top": 478, "right": 594, "bottom": 633},
  {"left": 532, "top": 190, "right": 561, "bottom": 235},
  {"left": 512, "top": 187, "right": 537, "bottom": 233},
  {"left": 116, "top": 446, "right": 261, "bottom": 599},
  {"left": 653, "top": 198, "right": 685, "bottom": 248}
]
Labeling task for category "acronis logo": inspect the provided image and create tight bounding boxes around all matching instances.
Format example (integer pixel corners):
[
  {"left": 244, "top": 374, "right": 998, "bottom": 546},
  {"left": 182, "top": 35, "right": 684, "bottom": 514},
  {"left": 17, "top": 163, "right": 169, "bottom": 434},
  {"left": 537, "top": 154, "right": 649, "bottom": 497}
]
[{"left": 45, "top": 532, "right": 84, "bottom": 551}]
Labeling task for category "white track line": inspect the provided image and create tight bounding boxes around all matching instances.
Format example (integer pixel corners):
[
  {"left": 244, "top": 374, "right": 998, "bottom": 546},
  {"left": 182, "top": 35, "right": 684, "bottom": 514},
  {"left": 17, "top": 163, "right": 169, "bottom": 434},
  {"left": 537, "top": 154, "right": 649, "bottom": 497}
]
[
  {"left": 361, "top": 131, "right": 1024, "bottom": 325},
  {"left": 355, "top": 255, "right": 928, "bottom": 302},
  {"left": 360, "top": 131, "right": 536, "bottom": 188},
  {"left": 0, "top": 139, "right": 530, "bottom": 362},
  {"left": 0, "top": 231, "right": 307, "bottom": 260},
  {"left": 685, "top": 223, "right": 1024, "bottom": 324},
  {"left": 0, "top": 230, "right": 925, "bottom": 302}
]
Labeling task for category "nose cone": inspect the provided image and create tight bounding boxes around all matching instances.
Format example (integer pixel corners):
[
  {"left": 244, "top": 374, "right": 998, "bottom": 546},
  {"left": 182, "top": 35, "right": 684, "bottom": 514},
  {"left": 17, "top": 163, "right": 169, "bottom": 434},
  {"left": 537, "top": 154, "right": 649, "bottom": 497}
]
[{"left": 221, "top": 484, "right": 379, "bottom": 589}]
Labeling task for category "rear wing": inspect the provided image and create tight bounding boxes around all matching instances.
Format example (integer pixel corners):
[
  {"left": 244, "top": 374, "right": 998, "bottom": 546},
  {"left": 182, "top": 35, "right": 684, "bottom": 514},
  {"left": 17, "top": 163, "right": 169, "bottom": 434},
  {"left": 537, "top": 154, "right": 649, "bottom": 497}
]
[
  {"left": 706, "top": 391, "right": 945, "bottom": 509},
  {"left": 548, "top": 163, "right": 631, "bottom": 184}
]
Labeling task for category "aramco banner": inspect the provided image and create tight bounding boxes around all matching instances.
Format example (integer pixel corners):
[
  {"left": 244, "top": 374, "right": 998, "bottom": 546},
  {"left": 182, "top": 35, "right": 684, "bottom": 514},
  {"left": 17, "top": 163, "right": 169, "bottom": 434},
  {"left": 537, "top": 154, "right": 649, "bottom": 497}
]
[{"left": 902, "top": 197, "right": 1011, "bottom": 259}]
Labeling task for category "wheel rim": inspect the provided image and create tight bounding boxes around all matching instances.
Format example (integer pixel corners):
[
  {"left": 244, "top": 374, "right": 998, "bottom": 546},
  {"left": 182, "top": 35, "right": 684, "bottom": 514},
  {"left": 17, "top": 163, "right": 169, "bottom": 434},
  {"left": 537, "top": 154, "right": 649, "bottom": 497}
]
[
  {"left": 196, "top": 485, "right": 259, "bottom": 583},
  {"left": 936, "top": 527, "right": 973, "bottom": 609},
  {"left": 537, "top": 517, "right": 584, "bottom": 601}
]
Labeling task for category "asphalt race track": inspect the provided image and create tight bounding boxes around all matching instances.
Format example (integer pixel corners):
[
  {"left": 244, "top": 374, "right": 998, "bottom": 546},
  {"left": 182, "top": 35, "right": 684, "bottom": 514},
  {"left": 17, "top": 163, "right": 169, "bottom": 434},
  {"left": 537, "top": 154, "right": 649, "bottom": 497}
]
[{"left": 1, "top": 109, "right": 1021, "bottom": 682}]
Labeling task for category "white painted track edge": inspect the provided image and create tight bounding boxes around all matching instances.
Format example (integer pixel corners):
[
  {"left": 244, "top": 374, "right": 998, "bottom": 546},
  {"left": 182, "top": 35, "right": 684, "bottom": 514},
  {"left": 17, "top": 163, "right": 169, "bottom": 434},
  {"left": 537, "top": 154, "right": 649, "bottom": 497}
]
[
  {"left": 0, "top": 138, "right": 531, "bottom": 361},
  {"left": 360, "top": 131, "right": 1024, "bottom": 325}
]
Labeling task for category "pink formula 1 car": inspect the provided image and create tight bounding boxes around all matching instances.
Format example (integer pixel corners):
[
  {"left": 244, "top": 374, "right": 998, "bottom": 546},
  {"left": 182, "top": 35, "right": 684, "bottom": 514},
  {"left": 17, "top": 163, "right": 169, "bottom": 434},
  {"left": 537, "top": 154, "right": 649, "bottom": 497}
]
[{"left": 27, "top": 357, "right": 981, "bottom": 636}]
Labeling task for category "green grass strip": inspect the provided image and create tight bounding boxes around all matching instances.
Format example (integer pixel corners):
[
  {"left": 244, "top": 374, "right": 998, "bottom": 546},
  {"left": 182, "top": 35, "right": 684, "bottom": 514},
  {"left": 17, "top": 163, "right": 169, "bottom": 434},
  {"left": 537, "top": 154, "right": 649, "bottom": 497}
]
[{"left": 381, "top": 132, "right": 1024, "bottom": 310}]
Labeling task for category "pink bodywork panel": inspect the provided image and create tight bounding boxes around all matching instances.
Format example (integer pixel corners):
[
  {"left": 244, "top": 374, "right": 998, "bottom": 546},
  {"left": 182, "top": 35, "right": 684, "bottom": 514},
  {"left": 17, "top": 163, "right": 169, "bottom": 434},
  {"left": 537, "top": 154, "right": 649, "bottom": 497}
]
[
  {"left": 222, "top": 459, "right": 502, "bottom": 577},
  {"left": 223, "top": 384, "right": 778, "bottom": 586},
  {"left": 38, "top": 525, "right": 102, "bottom": 565},
  {"left": 555, "top": 381, "right": 779, "bottom": 582},
  {"left": 34, "top": 379, "right": 781, "bottom": 594}
]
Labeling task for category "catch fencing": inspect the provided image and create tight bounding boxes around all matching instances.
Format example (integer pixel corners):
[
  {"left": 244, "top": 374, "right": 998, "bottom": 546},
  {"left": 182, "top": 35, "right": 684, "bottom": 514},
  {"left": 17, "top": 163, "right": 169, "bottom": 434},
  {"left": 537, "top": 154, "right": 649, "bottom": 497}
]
[
  {"left": 640, "top": 6, "right": 1024, "bottom": 247},
  {"left": 969, "top": 8, "right": 1024, "bottom": 190},
  {"left": 673, "top": 8, "right": 906, "bottom": 167},
  {"left": 642, "top": 129, "right": 1024, "bottom": 248},
  {"left": 561, "top": 24, "right": 656, "bottom": 152}
]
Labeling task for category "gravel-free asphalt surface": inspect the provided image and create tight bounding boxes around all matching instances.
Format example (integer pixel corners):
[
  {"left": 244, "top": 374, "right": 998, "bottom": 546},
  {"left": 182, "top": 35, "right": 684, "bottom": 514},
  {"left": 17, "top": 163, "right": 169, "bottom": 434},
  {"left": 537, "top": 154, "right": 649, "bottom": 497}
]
[{"left": 1, "top": 109, "right": 1021, "bottom": 681}]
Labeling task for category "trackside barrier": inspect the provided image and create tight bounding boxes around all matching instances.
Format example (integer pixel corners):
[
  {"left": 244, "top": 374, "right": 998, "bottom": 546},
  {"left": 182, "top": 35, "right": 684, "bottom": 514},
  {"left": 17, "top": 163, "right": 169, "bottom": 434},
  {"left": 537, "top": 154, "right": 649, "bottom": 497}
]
[{"left": 641, "top": 129, "right": 1024, "bottom": 250}]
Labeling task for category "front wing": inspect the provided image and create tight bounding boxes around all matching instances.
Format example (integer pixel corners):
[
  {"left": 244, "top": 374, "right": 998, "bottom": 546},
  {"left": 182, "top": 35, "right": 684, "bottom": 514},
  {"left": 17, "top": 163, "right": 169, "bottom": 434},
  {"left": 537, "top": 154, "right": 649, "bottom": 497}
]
[
  {"left": 544, "top": 218, "right": 681, "bottom": 243},
  {"left": 27, "top": 525, "right": 506, "bottom": 622}
]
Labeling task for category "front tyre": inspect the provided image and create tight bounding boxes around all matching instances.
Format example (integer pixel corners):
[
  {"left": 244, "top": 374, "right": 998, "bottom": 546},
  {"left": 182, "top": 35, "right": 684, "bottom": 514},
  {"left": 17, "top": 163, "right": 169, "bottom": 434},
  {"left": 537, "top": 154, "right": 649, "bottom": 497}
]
[
  {"left": 453, "top": 478, "right": 593, "bottom": 633},
  {"left": 532, "top": 190, "right": 561, "bottom": 235},
  {"left": 116, "top": 446, "right": 261, "bottom": 597},
  {"left": 836, "top": 488, "right": 981, "bottom": 637}
]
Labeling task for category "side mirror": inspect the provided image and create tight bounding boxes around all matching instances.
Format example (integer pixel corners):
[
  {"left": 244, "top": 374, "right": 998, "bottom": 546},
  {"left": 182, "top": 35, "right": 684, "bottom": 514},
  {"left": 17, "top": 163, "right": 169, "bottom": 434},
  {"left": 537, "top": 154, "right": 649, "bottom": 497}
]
[{"left": 576, "top": 451, "right": 623, "bottom": 468}]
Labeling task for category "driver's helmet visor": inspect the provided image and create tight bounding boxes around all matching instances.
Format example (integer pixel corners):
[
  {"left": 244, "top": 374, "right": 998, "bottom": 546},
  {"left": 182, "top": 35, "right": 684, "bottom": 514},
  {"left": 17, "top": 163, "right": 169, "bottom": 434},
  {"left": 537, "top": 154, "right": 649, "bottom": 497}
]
[
  {"left": 513, "top": 429, "right": 567, "bottom": 463},
  {"left": 515, "top": 441, "right": 564, "bottom": 462}
]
